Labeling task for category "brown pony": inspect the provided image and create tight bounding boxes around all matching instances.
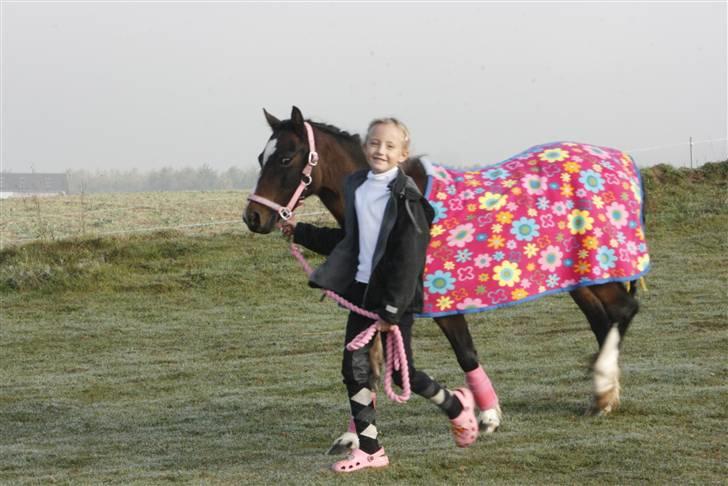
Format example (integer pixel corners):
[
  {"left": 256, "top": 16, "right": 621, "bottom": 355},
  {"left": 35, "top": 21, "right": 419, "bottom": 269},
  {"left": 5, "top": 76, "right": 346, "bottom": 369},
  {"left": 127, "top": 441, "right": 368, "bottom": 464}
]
[{"left": 243, "top": 106, "right": 642, "bottom": 446}]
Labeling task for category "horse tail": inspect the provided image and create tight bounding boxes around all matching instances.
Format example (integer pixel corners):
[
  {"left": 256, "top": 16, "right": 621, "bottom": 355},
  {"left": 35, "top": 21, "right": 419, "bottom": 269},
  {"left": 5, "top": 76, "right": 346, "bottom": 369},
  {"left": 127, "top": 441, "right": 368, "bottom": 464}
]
[
  {"left": 625, "top": 277, "right": 648, "bottom": 296},
  {"left": 626, "top": 280, "right": 638, "bottom": 297}
]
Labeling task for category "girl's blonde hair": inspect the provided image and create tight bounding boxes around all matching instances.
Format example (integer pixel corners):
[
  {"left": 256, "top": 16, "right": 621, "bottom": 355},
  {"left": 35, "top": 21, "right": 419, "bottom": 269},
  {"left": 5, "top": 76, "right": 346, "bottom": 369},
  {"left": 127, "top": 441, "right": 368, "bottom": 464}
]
[{"left": 365, "top": 117, "right": 411, "bottom": 152}]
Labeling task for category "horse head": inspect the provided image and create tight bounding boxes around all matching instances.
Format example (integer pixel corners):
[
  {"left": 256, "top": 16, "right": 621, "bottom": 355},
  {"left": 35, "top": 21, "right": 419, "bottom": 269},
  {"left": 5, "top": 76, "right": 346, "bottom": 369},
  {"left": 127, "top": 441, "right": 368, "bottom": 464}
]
[
  {"left": 243, "top": 106, "right": 368, "bottom": 233},
  {"left": 243, "top": 106, "right": 317, "bottom": 234}
]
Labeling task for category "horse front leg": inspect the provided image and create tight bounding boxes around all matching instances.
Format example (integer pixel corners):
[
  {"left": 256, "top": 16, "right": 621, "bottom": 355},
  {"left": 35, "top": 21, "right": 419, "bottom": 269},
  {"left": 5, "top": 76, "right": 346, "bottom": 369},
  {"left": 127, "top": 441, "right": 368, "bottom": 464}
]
[{"left": 434, "top": 315, "right": 502, "bottom": 433}]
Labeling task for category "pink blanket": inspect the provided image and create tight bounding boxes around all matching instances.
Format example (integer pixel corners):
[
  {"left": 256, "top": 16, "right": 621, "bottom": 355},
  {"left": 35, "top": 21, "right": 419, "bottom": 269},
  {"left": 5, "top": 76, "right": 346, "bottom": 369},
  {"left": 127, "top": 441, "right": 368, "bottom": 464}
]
[{"left": 419, "top": 142, "right": 650, "bottom": 317}]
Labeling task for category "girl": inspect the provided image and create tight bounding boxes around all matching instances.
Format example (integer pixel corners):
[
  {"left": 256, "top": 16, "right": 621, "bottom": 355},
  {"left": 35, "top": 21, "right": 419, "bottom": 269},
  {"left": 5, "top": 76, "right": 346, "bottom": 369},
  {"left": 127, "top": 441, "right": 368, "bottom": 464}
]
[{"left": 281, "top": 118, "right": 479, "bottom": 472}]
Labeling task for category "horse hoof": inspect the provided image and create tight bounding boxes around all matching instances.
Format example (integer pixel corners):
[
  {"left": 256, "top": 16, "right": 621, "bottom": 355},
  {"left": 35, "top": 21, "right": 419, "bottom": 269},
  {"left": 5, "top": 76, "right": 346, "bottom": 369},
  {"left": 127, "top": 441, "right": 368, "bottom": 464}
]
[
  {"left": 478, "top": 406, "right": 502, "bottom": 433},
  {"left": 327, "top": 432, "right": 359, "bottom": 455},
  {"left": 586, "top": 386, "right": 621, "bottom": 416}
]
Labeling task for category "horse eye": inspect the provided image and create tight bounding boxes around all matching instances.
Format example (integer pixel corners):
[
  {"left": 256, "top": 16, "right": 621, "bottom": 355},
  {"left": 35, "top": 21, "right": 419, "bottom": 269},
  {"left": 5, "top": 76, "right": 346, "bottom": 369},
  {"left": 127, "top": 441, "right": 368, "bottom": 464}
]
[{"left": 280, "top": 157, "right": 292, "bottom": 166}]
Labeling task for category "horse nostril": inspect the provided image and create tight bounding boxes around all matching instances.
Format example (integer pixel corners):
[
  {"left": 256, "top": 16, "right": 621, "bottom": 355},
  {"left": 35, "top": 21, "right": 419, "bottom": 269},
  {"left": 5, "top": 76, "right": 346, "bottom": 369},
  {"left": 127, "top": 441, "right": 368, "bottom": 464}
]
[{"left": 245, "top": 210, "right": 260, "bottom": 231}]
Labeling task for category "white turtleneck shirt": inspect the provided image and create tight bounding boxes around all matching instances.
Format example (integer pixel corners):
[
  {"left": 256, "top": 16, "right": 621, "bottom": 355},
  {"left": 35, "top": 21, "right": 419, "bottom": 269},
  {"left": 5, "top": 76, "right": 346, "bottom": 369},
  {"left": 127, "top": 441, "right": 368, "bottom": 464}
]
[{"left": 354, "top": 166, "right": 399, "bottom": 283}]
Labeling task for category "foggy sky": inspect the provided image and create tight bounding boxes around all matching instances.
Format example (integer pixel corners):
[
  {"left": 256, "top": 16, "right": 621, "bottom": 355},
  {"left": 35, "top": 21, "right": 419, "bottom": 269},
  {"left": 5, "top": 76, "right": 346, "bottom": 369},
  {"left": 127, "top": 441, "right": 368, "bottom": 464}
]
[{"left": 2, "top": 2, "right": 726, "bottom": 173}]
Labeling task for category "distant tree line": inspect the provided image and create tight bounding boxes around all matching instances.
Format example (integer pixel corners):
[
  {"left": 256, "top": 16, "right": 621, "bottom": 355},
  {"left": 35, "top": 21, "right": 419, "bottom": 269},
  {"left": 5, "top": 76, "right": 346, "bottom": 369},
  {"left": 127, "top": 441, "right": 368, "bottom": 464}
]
[{"left": 66, "top": 165, "right": 260, "bottom": 193}]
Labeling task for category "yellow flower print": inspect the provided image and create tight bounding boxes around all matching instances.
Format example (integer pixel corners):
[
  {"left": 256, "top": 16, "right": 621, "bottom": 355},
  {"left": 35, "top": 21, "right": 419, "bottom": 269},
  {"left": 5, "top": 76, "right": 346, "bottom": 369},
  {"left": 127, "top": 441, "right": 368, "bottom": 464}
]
[
  {"left": 527, "top": 208, "right": 538, "bottom": 217},
  {"left": 436, "top": 192, "right": 447, "bottom": 200},
  {"left": 561, "top": 184, "right": 574, "bottom": 198},
  {"left": 511, "top": 288, "right": 528, "bottom": 300},
  {"left": 609, "top": 238, "right": 619, "bottom": 248},
  {"left": 467, "top": 204, "right": 477, "bottom": 212},
  {"left": 583, "top": 236, "right": 598, "bottom": 250},
  {"left": 563, "top": 161, "right": 580, "bottom": 173},
  {"left": 592, "top": 195, "right": 604, "bottom": 209},
  {"left": 496, "top": 211, "right": 514, "bottom": 224},
  {"left": 478, "top": 192, "right": 508, "bottom": 211},
  {"left": 479, "top": 273, "right": 489, "bottom": 282},
  {"left": 511, "top": 186, "right": 522, "bottom": 195},
  {"left": 488, "top": 235, "right": 505, "bottom": 249},
  {"left": 466, "top": 179, "right": 481, "bottom": 187},
  {"left": 578, "top": 249, "right": 589, "bottom": 259},
  {"left": 431, "top": 240, "right": 442, "bottom": 248},
  {"left": 524, "top": 243, "right": 539, "bottom": 258},
  {"left": 598, "top": 214, "right": 607, "bottom": 222},
  {"left": 592, "top": 164, "right": 603, "bottom": 173},
  {"left": 492, "top": 224, "right": 503, "bottom": 234},
  {"left": 436, "top": 296, "right": 453, "bottom": 310},
  {"left": 526, "top": 263, "right": 536, "bottom": 272},
  {"left": 558, "top": 221, "right": 566, "bottom": 230},
  {"left": 444, "top": 261, "right": 455, "bottom": 270},
  {"left": 575, "top": 260, "right": 591, "bottom": 275},
  {"left": 502, "top": 179, "right": 517, "bottom": 188},
  {"left": 431, "top": 224, "right": 445, "bottom": 237},
  {"left": 561, "top": 173, "right": 571, "bottom": 183},
  {"left": 538, "top": 147, "right": 569, "bottom": 163},
  {"left": 567, "top": 209, "right": 594, "bottom": 235},
  {"left": 637, "top": 254, "right": 650, "bottom": 271},
  {"left": 636, "top": 228, "right": 645, "bottom": 240},
  {"left": 493, "top": 260, "right": 522, "bottom": 287}
]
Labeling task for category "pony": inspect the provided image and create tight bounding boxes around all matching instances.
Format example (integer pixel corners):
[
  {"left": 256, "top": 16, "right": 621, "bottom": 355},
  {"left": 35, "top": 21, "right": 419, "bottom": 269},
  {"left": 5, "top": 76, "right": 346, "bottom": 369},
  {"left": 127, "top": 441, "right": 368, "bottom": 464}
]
[{"left": 243, "top": 106, "right": 649, "bottom": 447}]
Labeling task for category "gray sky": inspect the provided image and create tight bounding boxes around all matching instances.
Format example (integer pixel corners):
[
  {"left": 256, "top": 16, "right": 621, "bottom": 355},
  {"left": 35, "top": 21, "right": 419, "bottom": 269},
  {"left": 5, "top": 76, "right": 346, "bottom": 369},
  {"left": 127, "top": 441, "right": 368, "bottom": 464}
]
[{"left": 2, "top": 1, "right": 726, "bottom": 173}]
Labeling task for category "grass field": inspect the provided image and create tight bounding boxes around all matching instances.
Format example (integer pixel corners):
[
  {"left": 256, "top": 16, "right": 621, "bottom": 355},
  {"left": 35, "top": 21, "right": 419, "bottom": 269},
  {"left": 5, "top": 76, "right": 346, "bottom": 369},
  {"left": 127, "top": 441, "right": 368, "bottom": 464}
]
[{"left": 1, "top": 163, "right": 726, "bottom": 484}]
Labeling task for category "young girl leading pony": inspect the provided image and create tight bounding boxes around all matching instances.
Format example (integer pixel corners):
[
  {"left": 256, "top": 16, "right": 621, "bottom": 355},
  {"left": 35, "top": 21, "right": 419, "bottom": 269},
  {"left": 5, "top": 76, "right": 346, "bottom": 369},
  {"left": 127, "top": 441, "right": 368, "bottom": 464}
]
[{"left": 280, "top": 118, "right": 479, "bottom": 472}]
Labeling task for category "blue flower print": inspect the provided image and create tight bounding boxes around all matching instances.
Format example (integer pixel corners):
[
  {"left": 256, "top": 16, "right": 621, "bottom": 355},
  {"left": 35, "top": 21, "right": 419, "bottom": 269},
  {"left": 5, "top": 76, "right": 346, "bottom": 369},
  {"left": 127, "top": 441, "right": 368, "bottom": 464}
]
[
  {"left": 493, "top": 251, "right": 505, "bottom": 262},
  {"left": 596, "top": 246, "right": 617, "bottom": 269},
  {"left": 546, "top": 274, "right": 560, "bottom": 288},
  {"left": 430, "top": 201, "right": 448, "bottom": 224},
  {"left": 537, "top": 197, "right": 550, "bottom": 210},
  {"left": 456, "top": 249, "right": 473, "bottom": 263},
  {"left": 510, "top": 217, "right": 540, "bottom": 242},
  {"left": 424, "top": 270, "right": 456, "bottom": 295},
  {"left": 579, "top": 170, "right": 605, "bottom": 193},
  {"left": 483, "top": 167, "right": 510, "bottom": 180}
]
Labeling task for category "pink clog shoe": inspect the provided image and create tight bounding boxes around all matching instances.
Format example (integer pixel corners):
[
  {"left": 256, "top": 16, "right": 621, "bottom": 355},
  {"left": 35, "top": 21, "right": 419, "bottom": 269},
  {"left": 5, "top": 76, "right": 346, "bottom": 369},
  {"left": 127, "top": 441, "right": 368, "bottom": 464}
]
[
  {"left": 331, "top": 447, "right": 389, "bottom": 473},
  {"left": 450, "top": 387, "right": 479, "bottom": 448}
]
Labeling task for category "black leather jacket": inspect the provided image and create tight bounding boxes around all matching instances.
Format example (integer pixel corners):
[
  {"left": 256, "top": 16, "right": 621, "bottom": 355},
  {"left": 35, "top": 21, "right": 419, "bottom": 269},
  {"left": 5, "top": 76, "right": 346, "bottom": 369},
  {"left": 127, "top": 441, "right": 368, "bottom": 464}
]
[{"left": 293, "top": 168, "right": 434, "bottom": 324}]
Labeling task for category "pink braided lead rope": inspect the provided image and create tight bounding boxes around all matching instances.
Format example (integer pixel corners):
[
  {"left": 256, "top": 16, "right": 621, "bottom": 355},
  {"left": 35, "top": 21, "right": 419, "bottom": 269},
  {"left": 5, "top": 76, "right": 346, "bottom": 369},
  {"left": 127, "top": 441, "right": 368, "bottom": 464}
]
[{"left": 289, "top": 242, "right": 411, "bottom": 403}]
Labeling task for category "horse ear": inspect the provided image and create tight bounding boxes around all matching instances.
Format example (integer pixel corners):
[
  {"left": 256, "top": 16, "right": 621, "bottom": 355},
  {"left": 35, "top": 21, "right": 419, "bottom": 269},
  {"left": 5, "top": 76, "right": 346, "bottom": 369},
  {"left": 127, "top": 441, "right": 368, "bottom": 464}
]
[
  {"left": 290, "top": 106, "right": 306, "bottom": 136},
  {"left": 263, "top": 108, "right": 281, "bottom": 129}
]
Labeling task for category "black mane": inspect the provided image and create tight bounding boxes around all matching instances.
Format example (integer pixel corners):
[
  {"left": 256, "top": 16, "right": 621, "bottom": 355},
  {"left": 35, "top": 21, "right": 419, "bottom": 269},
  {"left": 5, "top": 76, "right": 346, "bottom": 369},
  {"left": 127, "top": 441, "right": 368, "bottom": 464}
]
[{"left": 309, "top": 121, "right": 362, "bottom": 147}]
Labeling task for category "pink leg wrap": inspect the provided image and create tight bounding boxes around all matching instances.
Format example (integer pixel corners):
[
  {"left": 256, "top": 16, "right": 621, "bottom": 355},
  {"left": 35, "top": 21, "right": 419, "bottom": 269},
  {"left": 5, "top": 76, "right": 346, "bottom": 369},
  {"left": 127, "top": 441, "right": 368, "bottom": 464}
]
[{"left": 466, "top": 366, "right": 499, "bottom": 411}]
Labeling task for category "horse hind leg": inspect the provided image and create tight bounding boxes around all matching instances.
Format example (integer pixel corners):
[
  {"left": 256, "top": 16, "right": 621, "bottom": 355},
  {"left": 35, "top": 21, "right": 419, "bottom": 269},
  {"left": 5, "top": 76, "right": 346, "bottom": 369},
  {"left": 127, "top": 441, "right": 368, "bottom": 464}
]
[
  {"left": 589, "top": 283, "right": 639, "bottom": 414},
  {"left": 571, "top": 284, "right": 638, "bottom": 415},
  {"left": 435, "top": 315, "right": 502, "bottom": 433}
]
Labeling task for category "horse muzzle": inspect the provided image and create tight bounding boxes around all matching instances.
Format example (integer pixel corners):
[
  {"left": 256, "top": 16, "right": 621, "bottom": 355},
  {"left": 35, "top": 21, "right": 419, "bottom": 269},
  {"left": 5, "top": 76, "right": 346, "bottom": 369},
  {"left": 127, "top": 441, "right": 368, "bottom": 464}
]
[{"left": 243, "top": 203, "right": 277, "bottom": 234}]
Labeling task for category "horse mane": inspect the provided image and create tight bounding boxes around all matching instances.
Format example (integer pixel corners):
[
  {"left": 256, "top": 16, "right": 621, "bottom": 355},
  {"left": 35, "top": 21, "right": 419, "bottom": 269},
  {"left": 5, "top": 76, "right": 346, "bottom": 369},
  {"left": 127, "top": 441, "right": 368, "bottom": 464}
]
[
  {"left": 308, "top": 120, "right": 368, "bottom": 168},
  {"left": 308, "top": 121, "right": 362, "bottom": 148}
]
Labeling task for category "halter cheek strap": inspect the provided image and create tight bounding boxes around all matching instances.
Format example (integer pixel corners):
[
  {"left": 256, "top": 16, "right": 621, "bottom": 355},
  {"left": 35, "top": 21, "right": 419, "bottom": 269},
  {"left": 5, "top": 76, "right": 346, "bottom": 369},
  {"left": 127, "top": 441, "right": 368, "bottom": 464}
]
[{"left": 247, "top": 122, "right": 319, "bottom": 220}]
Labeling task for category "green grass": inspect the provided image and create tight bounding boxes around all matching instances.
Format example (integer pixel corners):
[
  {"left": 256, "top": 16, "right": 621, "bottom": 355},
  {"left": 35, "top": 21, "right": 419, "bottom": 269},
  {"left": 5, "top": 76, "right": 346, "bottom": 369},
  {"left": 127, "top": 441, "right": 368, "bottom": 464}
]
[{"left": 1, "top": 163, "right": 726, "bottom": 484}]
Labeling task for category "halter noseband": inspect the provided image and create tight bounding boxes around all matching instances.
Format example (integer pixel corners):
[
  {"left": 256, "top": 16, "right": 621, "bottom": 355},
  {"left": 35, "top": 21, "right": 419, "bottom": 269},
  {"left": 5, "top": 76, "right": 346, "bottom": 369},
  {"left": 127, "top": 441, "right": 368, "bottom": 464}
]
[{"left": 247, "top": 122, "right": 319, "bottom": 221}]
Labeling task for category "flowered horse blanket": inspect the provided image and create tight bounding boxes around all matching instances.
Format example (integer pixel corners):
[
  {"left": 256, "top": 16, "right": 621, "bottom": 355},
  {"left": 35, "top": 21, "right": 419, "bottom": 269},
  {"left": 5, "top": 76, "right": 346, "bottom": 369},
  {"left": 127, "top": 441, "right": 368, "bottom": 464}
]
[{"left": 418, "top": 141, "right": 650, "bottom": 317}]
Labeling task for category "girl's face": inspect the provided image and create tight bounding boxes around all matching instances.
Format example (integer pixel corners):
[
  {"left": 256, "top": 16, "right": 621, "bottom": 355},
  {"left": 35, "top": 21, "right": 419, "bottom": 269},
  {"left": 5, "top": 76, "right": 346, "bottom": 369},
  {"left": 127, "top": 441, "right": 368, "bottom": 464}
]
[{"left": 364, "top": 123, "right": 409, "bottom": 174}]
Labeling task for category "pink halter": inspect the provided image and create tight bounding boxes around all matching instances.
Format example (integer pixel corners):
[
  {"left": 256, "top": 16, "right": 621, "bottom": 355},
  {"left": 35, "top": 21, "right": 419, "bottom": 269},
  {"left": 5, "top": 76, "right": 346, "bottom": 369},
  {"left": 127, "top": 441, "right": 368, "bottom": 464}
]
[{"left": 247, "top": 122, "right": 319, "bottom": 220}]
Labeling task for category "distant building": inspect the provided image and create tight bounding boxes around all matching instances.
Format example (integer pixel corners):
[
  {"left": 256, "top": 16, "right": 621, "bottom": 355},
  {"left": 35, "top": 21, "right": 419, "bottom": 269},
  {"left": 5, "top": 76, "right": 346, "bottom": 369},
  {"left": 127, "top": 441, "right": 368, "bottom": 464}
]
[{"left": 0, "top": 173, "right": 69, "bottom": 199}]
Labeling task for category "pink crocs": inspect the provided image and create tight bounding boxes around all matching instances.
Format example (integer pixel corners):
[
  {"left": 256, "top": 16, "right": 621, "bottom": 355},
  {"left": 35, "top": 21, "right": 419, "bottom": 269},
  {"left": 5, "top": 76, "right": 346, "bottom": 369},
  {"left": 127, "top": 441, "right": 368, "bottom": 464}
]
[
  {"left": 331, "top": 447, "right": 389, "bottom": 473},
  {"left": 450, "top": 387, "right": 479, "bottom": 448}
]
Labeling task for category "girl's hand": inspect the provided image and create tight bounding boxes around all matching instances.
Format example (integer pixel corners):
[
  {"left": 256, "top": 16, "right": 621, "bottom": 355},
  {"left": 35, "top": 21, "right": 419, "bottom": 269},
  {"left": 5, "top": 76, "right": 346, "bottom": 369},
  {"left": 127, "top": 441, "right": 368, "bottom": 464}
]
[
  {"left": 376, "top": 320, "right": 393, "bottom": 332},
  {"left": 279, "top": 219, "right": 297, "bottom": 239}
]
